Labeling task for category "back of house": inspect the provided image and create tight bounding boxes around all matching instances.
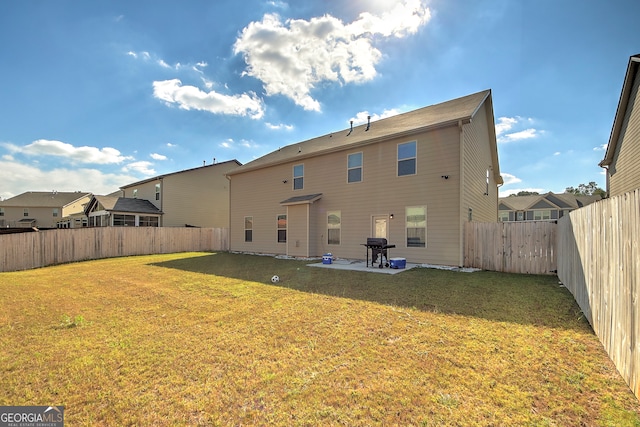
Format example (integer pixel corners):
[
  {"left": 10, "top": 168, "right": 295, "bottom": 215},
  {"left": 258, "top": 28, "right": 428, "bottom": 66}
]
[{"left": 228, "top": 90, "right": 502, "bottom": 266}]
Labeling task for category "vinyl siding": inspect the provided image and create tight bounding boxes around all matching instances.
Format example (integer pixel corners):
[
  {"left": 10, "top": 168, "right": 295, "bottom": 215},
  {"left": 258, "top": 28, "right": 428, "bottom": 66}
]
[
  {"left": 62, "top": 195, "right": 92, "bottom": 218},
  {"left": 609, "top": 67, "right": 640, "bottom": 197},
  {"left": 121, "top": 163, "right": 235, "bottom": 228},
  {"left": 2, "top": 206, "right": 58, "bottom": 228},
  {"left": 287, "top": 204, "right": 309, "bottom": 257},
  {"left": 161, "top": 165, "right": 232, "bottom": 228},
  {"left": 230, "top": 124, "right": 464, "bottom": 265}
]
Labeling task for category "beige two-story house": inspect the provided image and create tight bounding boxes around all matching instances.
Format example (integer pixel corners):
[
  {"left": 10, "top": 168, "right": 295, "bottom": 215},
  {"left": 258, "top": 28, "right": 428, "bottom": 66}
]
[
  {"left": 0, "top": 191, "right": 92, "bottom": 229},
  {"left": 118, "top": 159, "right": 241, "bottom": 228},
  {"left": 600, "top": 54, "right": 640, "bottom": 197},
  {"left": 227, "top": 90, "right": 503, "bottom": 267}
]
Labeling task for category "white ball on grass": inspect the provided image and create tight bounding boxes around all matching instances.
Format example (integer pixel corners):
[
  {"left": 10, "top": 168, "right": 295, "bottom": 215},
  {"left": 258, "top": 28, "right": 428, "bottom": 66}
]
[{"left": 271, "top": 275, "right": 280, "bottom": 283}]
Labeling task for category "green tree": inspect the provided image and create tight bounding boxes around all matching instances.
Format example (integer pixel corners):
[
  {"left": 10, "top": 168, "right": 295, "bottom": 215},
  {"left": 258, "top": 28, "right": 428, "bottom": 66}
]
[
  {"left": 565, "top": 182, "right": 605, "bottom": 197},
  {"left": 508, "top": 191, "right": 540, "bottom": 197}
]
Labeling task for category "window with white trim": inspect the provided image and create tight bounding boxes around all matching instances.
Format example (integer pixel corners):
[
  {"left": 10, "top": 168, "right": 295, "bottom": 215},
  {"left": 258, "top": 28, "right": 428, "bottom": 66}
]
[
  {"left": 23, "top": 208, "right": 29, "bottom": 217},
  {"left": 534, "top": 210, "right": 551, "bottom": 220},
  {"left": 347, "top": 152, "right": 362, "bottom": 183},
  {"left": 398, "top": 141, "right": 417, "bottom": 176},
  {"left": 52, "top": 208, "right": 59, "bottom": 217},
  {"left": 277, "top": 214, "right": 287, "bottom": 242},
  {"left": 293, "top": 164, "right": 304, "bottom": 190},
  {"left": 327, "top": 211, "right": 341, "bottom": 245},
  {"left": 406, "top": 206, "right": 426, "bottom": 247},
  {"left": 155, "top": 183, "right": 161, "bottom": 201},
  {"left": 244, "top": 216, "right": 253, "bottom": 242}
]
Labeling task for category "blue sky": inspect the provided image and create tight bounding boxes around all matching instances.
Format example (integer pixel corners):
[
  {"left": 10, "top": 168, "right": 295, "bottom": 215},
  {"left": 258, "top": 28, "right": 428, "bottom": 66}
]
[{"left": 1, "top": 0, "right": 639, "bottom": 200}]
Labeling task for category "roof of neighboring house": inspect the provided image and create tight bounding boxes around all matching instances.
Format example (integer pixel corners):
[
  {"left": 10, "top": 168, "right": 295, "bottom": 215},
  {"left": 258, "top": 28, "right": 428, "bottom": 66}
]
[
  {"left": 228, "top": 90, "right": 498, "bottom": 177},
  {"left": 499, "top": 192, "right": 602, "bottom": 211},
  {"left": 600, "top": 54, "right": 640, "bottom": 168},
  {"left": 121, "top": 159, "right": 242, "bottom": 189},
  {"left": 0, "top": 191, "right": 91, "bottom": 207},
  {"left": 85, "top": 196, "right": 163, "bottom": 215}
]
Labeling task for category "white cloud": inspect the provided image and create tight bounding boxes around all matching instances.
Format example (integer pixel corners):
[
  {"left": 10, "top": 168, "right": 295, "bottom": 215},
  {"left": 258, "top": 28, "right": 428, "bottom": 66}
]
[
  {"left": 0, "top": 160, "right": 138, "bottom": 200},
  {"left": 150, "top": 153, "right": 167, "bottom": 160},
  {"left": 122, "top": 161, "right": 156, "bottom": 176},
  {"left": 153, "top": 79, "right": 265, "bottom": 119},
  {"left": 350, "top": 108, "right": 401, "bottom": 125},
  {"left": 218, "top": 138, "right": 260, "bottom": 150},
  {"left": 3, "top": 140, "right": 132, "bottom": 164},
  {"left": 593, "top": 143, "right": 607, "bottom": 151},
  {"left": 233, "top": 1, "right": 431, "bottom": 111},
  {"left": 166, "top": 142, "right": 177, "bottom": 148},
  {"left": 266, "top": 122, "right": 294, "bottom": 130},
  {"left": 500, "top": 173, "right": 522, "bottom": 186},
  {"left": 495, "top": 116, "right": 541, "bottom": 143}
]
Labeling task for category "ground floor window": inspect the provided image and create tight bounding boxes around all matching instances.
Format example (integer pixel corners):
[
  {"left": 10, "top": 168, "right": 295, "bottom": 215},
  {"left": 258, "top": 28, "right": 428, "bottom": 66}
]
[
  {"left": 277, "top": 214, "right": 287, "bottom": 243},
  {"left": 245, "top": 216, "right": 253, "bottom": 242},
  {"left": 498, "top": 211, "right": 510, "bottom": 222},
  {"left": 406, "top": 206, "right": 426, "bottom": 247},
  {"left": 327, "top": 211, "right": 341, "bottom": 245},
  {"left": 139, "top": 216, "right": 159, "bottom": 227},
  {"left": 113, "top": 214, "right": 135, "bottom": 226},
  {"left": 533, "top": 210, "right": 551, "bottom": 220}
]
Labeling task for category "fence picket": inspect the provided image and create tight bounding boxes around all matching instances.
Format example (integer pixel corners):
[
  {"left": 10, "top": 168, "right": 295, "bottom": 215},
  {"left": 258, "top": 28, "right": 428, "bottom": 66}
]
[{"left": 0, "top": 227, "right": 228, "bottom": 273}]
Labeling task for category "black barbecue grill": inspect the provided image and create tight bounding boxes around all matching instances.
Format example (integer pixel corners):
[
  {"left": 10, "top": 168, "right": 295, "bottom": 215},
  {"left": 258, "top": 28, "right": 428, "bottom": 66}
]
[{"left": 362, "top": 237, "right": 396, "bottom": 268}]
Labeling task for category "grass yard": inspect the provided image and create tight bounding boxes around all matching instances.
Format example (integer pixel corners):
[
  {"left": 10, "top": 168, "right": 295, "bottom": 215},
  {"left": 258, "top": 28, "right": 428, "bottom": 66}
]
[{"left": 0, "top": 252, "right": 638, "bottom": 426}]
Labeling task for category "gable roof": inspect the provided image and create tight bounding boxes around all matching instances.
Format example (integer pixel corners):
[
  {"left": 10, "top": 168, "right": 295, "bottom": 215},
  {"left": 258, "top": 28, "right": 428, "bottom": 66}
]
[
  {"left": 84, "top": 195, "right": 163, "bottom": 216},
  {"left": 121, "top": 159, "right": 242, "bottom": 189},
  {"left": 228, "top": 90, "right": 496, "bottom": 175},
  {"left": 0, "top": 191, "right": 91, "bottom": 208},
  {"left": 600, "top": 54, "right": 640, "bottom": 168},
  {"left": 498, "top": 192, "right": 602, "bottom": 211}
]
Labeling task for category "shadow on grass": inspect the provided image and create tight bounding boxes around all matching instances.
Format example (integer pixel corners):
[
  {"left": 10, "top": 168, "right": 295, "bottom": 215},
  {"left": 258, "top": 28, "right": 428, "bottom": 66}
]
[{"left": 150, "top": 252, "right": 592, "bottom": 331}]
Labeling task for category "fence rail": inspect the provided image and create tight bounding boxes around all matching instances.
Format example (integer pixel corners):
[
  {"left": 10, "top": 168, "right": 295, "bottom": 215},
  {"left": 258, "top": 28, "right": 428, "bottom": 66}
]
[
  {"left": 0, "top": 227, "right": 229, "bottom": 272},
  {"left": 463, "top": 221, "right": 557, "bottom": 275},
  {"left": 557, "top": 189, "right": 639, "bottom": 400}
]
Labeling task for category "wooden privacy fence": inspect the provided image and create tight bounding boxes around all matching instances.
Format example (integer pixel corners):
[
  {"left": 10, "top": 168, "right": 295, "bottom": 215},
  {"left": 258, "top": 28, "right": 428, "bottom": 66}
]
[
  {"left": 464, "top": 221, "right": 557, "bottom": 275},
  {"left": 557, "top": 189, "right": 639, "bottom": 400},
  {"left": 0, "top": 227, "right": 229, "bottom": 272}
]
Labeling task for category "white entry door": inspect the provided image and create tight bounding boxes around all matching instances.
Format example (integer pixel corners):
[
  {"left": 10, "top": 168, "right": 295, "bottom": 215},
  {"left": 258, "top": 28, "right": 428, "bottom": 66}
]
[{"left": 372, "top": 215, "right": 388, "bottom": 239}]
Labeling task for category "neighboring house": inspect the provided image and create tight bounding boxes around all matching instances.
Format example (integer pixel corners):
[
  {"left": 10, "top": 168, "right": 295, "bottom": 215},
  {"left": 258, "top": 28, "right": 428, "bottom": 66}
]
[
  {"left": 227, "top": 90, "right": 503, "bottom": 267},
  {"left": 600, "top": 54, "right": 640, "bottom": 197},
  {"left": 119, "top": 160, "right": 241, "bottom": 228},
  {"left": 0, "top": 191, "right": 92, "bottom": 229},
  {"left": 498, "top": 192, "right": 602, "bottom": 222},
  {"left": 84, "top": 195, "right": 163, "bottom": 227}
]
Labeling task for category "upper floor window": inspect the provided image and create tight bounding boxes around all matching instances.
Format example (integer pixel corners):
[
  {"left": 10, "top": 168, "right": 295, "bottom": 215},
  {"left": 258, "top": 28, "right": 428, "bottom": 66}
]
[
  {"left": 398, "top": 141, "right": 417, "bottom": 176},
  {"left": 277, "top": 214, "right": 287, "bottom": 242},
  {"left": 23, "top": 208, "right": 29, "bottom": 217},
  {"left": 52, "top": 208, "right": 59, "bottom": 217},
  {"left": 132, "top": 189, "right": 138, "bottom": 199},
  {"left": 0, "top": 208, "right": 4, "bottom": 217},
  {"left": 155, "top": 184, "right": 161, "bottom": 201},
  {"left": 347, "top": 152, "right": 362, "bottom": 183},
  {"left": 293, "top": 164, "right": 304, "bottom": 190}
]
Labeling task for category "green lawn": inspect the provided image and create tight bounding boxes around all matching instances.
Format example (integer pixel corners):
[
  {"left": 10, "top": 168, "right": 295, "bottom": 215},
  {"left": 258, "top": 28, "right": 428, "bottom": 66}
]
[{"left": 0, "top": 252, "right": 638, "bottom": 426}]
